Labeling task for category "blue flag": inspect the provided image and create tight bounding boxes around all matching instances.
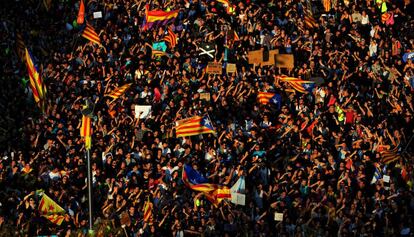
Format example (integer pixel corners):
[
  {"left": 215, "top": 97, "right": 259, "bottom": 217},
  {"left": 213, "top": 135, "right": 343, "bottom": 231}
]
[{"left": 184, "top": 164, "right": 208, "bottom": 184}]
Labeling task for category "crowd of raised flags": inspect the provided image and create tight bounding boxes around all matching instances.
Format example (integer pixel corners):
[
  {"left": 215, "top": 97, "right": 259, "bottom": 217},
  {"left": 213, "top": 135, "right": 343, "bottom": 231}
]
[{"left": 2, "top": 0, "right": 413, "bottom": 235}]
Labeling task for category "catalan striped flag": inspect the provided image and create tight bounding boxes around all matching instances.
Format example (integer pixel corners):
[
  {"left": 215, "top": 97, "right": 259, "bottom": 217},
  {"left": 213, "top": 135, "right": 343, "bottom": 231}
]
[
  {"left": 16, "top": 33, "right": 26, "bottom": 62},
  {"left": 303, "top": 9, "right": 317, "bottom": 29},
  {"left": 234, "top": 31, "right": 240, "bottom": 41},
  {"left": 25, "top": 48, "right": 47, "bottom": 110},
  {"left": 380, "top": 146, "right": 401, "bottom": 165},
  {"left": 323, "top": 0, "right": 331, "bottom": 12},
  {"left": 152, "top": 50, "right": 172, "bottom": 58},
  {"left": 82, "top": 24, "right": 101, "bottom": 45},
  {"left": 164, "top": 27, "right": 177, "bottom": 48},
  {"left": 182, "top": 165, "right": 231, "bottom": 206},
  {"left": 80, "top": 115, "right": 92, "bottom": 150},
  {"left": 143, "top": 197, "right": 153, "bottom": 222},
  {"left": 39, "top": 194, "right": 65, "bottom": 225},
  {"left": 257, "top": 92, "right": 281, "bottom": 107},
  {"left": 77, "top": 0, "right": 85, "bottom": 25},
  {"left": 175, "top": 115, "right": 215, "bottom": 138},
  {"left": 105, "top": 83, "right": 132, "bottom": 100},
  {"left": 142, "top": 5, "right": 179, "bottom": 31},
  {"left": 278, "top": 76, "right": 315, "bottom": 93}
]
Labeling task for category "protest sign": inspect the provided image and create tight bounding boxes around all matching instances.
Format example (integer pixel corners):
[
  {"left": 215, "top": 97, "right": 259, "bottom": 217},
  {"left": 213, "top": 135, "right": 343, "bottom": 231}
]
[
  {"left": 207, "top": 62, "right": 222, "bottom": 74},
  {"left": 226, "top": 63, "right": 237, "bottom": 74},
  {"left": 93, "top": 11, "right": 102, "bottom": 19},
  {"left": 134, "top": 105, "right": 151, "bottom": 119},
  {"left": 199, "top": 92, "right": 211, "bottom": 101},
  {"left": 275, "top": 54, "right": 294, "bottom": 68}
]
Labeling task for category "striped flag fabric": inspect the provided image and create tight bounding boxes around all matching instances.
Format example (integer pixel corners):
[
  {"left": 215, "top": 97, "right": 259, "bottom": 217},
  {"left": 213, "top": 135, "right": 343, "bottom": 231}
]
[
  {"left": 234, "top": 31, "right": 240, "bottom": 41},
  {"left": 152, "top": 50, "right": 173, "bottom": 58},
  {"left": 175, "top": 115, "right": 215, "bottom": 138},
  {"left": 16, "top": 33, "right": 26, "bottom": 62},
  {"left": 25, "top": 48, "right": 47, "bottom": 110},
  {"left": 143, "top": 197, "right": 153, "bottom": 222},
  {"left": 380, "top": 146, "right": 401, "bottom": 165},
  {"left": 39, "top": 194, "right": 65, "bottom": 225},
  {"left": 278, "top": 76, "right": 315, "bottom": 93},
  {"left": 77, "top": 0, "right": 85, "bottom": 25},
  {"left": 257, "top": 92, "right": 281, "bottom": 107},
  {"left": 82, "top": 24, "right": 101, "bottom": 45},
  {"left": 105, "top": 83, "right": 132, "bottom": 99},
  {"left": 303, "top": 8, "right": 317, "bottom": 29},
  {"left": 182, "top": 164, "right": 231, "bottom": 206},
  {"left": 142, "top": 5, "right": 179, "bottom": 31},
  {"left": 323, "top": 0, "right": 331, "bottom": 12},
  {"left": 80, "top": 115, "right": 92, "bottom": 150},
  {"left": 164, "top": 27, "right": 177, "bottom": 48}
]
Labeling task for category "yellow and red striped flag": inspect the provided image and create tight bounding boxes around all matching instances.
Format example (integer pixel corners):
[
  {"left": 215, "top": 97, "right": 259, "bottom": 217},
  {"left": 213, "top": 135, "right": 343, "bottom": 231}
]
[
  {"left": 380, "top": 146, "right": 401, "bottom": 165},
  {"left": 164, "top": 27, "right": 177, "bottom": 48},
  {"left": 323, "top": 0, "right": 331, "bottom": 12},
  {"left": 143, "top": 197, "right": 153, "bottom": 222},
  {"left": 77, "top": 0, "right": 85, "bottom": 25},
  {"left": 39, "top": 194, "right": 65, "bottom": 225},
  {"left": 278, "top": 76, "right": 315, "bottom": 93},
  {"left": 80, "top": 115, "right": 92, "bottom": 150},
  {"left": 105, "top": 83, "right": 132, "bottom": 100},
  {"left": 216, "top": 0, "right": 236, "bottom": 14},
  {"left": 82, "top": 24, "right": 101, "bottom": 45},
  {"left": 25, "top": 48, "right": 46, "bottom": 110},
  {"left": 257, "top": 92, "right": 275, "bottom": 104},
  {"left": 175, "top": 115, "right": 215, "bottom": 138},
  {"left": 234, "top": 31, "right": 240, "bottom": 41}
]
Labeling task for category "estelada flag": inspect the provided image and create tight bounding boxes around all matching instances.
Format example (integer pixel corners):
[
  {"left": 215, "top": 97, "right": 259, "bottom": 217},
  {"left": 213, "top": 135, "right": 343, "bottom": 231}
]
[
  {"left": 105, "top": 83, "right": 132, "bottom": 100},
  {"left": 39, "top": 194, "right": 65, "bottom": 225},
  {"left": 175, "top": 116, "right": 215, "bottom": 138},
  {"left": 77, "top": 0, "right": 85, "bottom": 25},
  {"left": 164, "top": 27, "right": 177, "bottom": 48}
]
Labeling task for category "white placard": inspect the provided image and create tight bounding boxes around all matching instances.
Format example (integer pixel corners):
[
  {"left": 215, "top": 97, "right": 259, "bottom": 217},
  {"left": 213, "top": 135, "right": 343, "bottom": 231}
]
[
  {"left": 274, "top": 212, "right": 283, "bottom": 221},
  {"left": 134, "top": 105, "right": 151, "bottom": 119},
  {"left": 383, "top": 175, "right": 390, "bottom": 183},
  {"left": 93, "top": 11, "right": 103, "bottom": 19},
  {"left": 231, "top": 193, "right": 245, "bottom": 206}
]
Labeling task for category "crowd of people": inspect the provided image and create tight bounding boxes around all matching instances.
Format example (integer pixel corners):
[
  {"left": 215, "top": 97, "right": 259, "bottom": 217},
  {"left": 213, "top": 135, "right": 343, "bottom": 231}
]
[{"left": 1, "top": 0, "right": 414, "bottom": 236}]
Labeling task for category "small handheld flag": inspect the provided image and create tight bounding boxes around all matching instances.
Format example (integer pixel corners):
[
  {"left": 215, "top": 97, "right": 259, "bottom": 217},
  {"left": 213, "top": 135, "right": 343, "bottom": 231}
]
[{"left": 82, "top": 24, "right": 101, "bottom": 45}]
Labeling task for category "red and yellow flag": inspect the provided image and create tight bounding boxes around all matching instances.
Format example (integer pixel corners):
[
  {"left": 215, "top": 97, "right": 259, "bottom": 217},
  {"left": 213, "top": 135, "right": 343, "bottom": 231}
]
[
  {"left": 143, "top": 197, "right": 153, "bottom": 222},
  {"left": 80, "top": 115, "right": 92, "bottom": 150},
  {"left": 77, "top": 0, "right": 85, "bottom": 25},
  {"left": 82, "top": 24, "right": 101, "bottom": 45},
  {"left": 175, "top": 115, "right": 215, "bottom": 138},
  {"left": 164, "top": 27, "right": 177, "bottom": 48},
  {"left": 25, "top": 48, "right": 46, "bottom": 110},
  {"left": 105, "top": 83, "right": 132, "bottom": 100},
  {"left": 39, "top": 194, "right": 65, "bottom": 225}
]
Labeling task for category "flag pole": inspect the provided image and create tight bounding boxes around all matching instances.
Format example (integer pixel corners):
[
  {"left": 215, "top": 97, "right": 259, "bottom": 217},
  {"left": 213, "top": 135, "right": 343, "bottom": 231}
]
[{"left": 86, "top": 147, "right": 93, "bottom": 233}]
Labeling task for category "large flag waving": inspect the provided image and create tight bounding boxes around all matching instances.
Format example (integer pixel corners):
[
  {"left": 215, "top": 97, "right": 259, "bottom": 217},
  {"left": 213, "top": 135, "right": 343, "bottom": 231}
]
[
  {"left": 77, "top": 0, "right": 85, "bottom": 25},
  {"left": 82, "top": 24, "right": 101, "bottom": 45},
  {"left": 39, "top": 194, "right": 65, "bottom": 225},
  {"left": 105, "top": 83, "right": 132, "bottom": 100},
  {"left": 257, "top": 92, "right": 281, "bottom": 109},
  {"left": 25, "top": 48, "right": 47, "bottom": 111},
  {"left": 164, "top": 27, "right": 177, "bottom": 48},
  {"left": 380, "top": 146, "right": 401, "bottom": 165},
  {"left": 278, "top": 76, "right": 315, "bottom": 93},
  {"left": 142, "top": 5, "right": 179, "bottom": 31},
  {"left": 175, "top": 115, "right": 215, "bottom": 137},
  {"left": 182, "top": 165, "right": 231, "bottom": 206}
]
